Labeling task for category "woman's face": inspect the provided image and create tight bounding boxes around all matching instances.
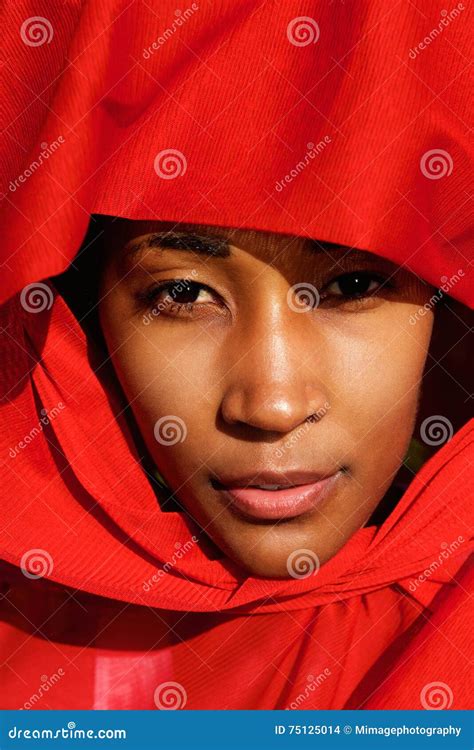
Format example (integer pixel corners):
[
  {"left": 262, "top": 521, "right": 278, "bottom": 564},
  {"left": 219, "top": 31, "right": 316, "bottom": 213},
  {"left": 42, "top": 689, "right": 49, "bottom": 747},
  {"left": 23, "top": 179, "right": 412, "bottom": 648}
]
[{"left": 99, "top": 220, "right": 434, "bottom": 577}]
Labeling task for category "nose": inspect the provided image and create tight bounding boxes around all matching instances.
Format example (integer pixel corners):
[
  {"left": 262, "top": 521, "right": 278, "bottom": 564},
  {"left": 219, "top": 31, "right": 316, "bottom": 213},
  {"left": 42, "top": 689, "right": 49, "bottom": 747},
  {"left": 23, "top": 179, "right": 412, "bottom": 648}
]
[
  {"left": 219, "top": 304, "right": 330, "bottom": 434},
  {"left": 221, "top": 382, "right": 328, "bottom": 433}
]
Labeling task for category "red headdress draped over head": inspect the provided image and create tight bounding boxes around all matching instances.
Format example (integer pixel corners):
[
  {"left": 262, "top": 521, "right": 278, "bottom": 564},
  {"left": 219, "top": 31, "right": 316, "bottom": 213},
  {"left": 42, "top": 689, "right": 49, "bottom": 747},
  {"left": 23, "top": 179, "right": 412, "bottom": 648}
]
[
  {"left": 0, "top": 0, "right": 472, "bottom": 710},
  {"left": 1, "top": 0, "right": 473, "bottom": 305}
]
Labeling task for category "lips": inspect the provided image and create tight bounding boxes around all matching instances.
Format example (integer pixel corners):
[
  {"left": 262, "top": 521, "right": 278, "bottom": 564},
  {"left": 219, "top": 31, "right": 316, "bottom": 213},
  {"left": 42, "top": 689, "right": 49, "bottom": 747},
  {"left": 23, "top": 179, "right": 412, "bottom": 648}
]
[{"left": 212, "top": 470, "right": 341, "bottom": 521}]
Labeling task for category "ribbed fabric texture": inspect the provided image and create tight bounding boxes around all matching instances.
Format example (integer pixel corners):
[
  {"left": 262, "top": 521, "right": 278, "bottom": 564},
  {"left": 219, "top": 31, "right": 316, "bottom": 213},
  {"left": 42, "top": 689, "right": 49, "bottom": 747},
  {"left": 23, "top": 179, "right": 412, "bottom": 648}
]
[
  {"left": 0, "top": 1, "right": 472, "bottom": 305},
  {"left": 0, "top": 289, "right": 472, "bottom": 708},
  {"left": 0, "top": 0, "right": 472, "bottom": 710}
]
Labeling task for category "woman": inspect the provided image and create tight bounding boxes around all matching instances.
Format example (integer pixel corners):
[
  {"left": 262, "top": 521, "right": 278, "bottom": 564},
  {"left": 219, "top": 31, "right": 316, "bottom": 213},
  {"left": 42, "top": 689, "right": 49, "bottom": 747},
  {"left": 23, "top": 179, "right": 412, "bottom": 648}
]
[
  {"left": 0, "top": 1, "right": 472, "bottom": 710},
  {"left": 94, "top": 218, "right": 447, "bottom": 577}
]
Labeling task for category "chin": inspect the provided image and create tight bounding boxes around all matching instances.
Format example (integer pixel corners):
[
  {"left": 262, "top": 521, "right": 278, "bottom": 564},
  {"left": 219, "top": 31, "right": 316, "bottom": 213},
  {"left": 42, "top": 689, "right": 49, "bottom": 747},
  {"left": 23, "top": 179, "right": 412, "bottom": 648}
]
[
  {"left": 237, "top": 553, "right": 290, "bottom": 579},
  {"left": 210, "top": 526, "right": 340, "bottom": 580}
]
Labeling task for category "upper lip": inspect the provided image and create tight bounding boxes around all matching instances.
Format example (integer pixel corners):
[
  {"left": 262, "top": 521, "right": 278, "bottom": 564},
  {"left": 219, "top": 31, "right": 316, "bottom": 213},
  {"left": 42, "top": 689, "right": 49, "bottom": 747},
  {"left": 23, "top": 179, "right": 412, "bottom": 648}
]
[{"left": 213, "top": 469, "right": 338, "bottom": 489}]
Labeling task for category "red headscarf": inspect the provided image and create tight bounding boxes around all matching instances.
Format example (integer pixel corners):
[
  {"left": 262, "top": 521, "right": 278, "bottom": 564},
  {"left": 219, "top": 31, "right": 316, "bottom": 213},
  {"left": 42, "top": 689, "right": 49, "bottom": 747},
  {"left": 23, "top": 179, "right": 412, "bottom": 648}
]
[{"left": 0, "top": 0, "right": 472, "bottom": 710}]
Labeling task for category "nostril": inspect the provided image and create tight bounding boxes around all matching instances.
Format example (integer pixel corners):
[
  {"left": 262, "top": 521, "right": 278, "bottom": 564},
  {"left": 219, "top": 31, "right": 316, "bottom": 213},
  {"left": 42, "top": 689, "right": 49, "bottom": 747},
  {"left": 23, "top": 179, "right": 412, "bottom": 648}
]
[
  {"left": 220, "top": 386, "right": 245, "bottom": 426},
  {"left": 220, "top": 385, "right": 328, "bottom": 434}
]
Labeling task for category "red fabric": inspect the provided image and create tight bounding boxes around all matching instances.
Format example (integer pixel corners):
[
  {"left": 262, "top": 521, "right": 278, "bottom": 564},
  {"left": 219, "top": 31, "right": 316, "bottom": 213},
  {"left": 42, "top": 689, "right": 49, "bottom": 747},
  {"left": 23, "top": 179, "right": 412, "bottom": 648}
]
[
  {"left": 0, "top": 292, "right": 472, "bottom": 708},
  {"left": 0, "top": 0, "right": 473, "bottom": 710},
  {"left": 0, "top": 556, "right": 471, "bottom": 709},
  {"left": 1, "top": 0, "right": 473, "bottom": 305},
  {"left": 349, "top": 560, "right": 474, "bottom": 710}
]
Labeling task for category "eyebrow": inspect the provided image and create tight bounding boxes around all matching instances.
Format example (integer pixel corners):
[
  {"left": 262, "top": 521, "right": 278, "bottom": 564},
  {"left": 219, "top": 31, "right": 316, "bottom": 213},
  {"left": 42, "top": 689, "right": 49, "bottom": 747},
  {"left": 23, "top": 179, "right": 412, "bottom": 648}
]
[
  {"left": 308, "top": 240, "right": 391, "bottom": 267},
  {"left": 124, "top": 229, "right": 371, "bottom": 265},
  {"left": 125, "top": 231, "right": 231, "bottom": 259},
  {"left": 309, "top": 239, "right": 357, "bottom": 256}
]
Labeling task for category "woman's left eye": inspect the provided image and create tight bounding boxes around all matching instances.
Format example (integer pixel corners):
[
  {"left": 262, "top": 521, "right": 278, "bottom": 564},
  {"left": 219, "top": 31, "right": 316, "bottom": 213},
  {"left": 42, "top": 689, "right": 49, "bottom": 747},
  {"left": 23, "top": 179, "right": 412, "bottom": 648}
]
[
  {"left": 325, "top": 272, "right": 386, "bottom": 298},
  {"left": 157, "top": 280, "right": 214, "bottom": 306}
]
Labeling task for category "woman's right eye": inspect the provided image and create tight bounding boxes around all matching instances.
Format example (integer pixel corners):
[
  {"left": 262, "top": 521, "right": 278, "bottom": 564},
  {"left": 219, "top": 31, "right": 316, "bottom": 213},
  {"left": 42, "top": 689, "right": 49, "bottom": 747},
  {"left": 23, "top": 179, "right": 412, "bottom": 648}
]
[
  {"left": 155, "top": 280, "right": 211, "bottom": 305},
  {"left": 141, "top": 279, "right": 223, "bottom": 318}
]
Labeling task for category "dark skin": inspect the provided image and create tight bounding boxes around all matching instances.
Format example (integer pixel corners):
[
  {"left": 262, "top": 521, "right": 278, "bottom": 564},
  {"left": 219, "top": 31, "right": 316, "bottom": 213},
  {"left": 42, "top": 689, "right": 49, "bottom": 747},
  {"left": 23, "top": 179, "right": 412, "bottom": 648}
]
[{"left": 98, "top": 220, "right": 434, "bottom": 577}]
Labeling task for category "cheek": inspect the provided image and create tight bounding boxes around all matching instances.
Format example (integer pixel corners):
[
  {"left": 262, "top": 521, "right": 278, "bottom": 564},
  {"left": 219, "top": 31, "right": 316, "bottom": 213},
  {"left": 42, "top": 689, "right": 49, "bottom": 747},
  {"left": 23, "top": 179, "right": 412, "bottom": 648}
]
[
  {"left": 327, "top": 306, "right": 434, "bottom": 465},
  {"left": 101, "top": 316, "right": 219, "bottom": 478}
]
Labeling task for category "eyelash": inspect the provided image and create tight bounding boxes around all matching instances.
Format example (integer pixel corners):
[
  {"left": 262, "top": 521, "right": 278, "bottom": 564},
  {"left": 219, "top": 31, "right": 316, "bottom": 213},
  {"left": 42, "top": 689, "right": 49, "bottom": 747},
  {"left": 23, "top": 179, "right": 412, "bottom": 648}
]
[
  {"left": 140, "top": 272, "right": 392, "bottom": 318},
  {"left": 321, "top": 271, "right": 392, "bottom": 303},
  {"left": 140, "top": 279, "right": 223, "bottom": 319}
]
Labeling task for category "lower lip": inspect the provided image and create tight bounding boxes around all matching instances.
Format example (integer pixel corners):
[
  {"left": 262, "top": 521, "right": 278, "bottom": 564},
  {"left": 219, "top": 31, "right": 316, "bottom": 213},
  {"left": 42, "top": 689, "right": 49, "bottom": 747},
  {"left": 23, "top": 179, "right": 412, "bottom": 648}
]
[{"left": 218, "top": 474, "right": 340, "bottom": 521}]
